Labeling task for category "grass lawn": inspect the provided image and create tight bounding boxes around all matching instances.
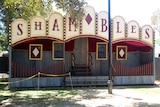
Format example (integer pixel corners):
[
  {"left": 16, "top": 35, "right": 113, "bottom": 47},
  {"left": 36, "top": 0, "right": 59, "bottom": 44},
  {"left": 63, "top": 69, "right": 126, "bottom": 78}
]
[
  {"left": 0, "top": 84, "right": 160, "bottom": 107},
  {"left": 0, "top": 85, "right": 81, "bottom": 107}
]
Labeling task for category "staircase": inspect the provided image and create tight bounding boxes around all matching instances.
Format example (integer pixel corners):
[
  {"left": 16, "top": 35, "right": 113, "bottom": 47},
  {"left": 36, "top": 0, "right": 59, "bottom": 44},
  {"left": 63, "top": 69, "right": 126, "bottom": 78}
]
[
  {"left": 65, "top": 76, "right": 109, "bottom": 86},
  {"left": 71, "top": 65, "right": 91, "bottom": 76},
  {"left": 66, "top": 52, "right": 108, "bottom": 86},
  {"left": 71, "top": 53, "right": 92, "bottom": 76}
]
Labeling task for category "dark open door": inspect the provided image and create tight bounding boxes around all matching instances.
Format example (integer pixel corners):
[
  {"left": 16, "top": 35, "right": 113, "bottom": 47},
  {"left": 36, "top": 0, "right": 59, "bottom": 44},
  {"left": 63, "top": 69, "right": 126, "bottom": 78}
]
[
  {"left": 72, "top": 38, "right": 91, "bottom": 75},
  {"left": 74, "top": 38, "right": 88, "bottom": 66}
]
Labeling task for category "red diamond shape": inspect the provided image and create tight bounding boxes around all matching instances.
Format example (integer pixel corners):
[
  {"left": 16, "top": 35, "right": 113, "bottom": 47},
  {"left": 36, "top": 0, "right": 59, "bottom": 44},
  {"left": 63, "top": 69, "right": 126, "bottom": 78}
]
[{"left": 85, "top": 13, "right": 92, "bottom": 25}]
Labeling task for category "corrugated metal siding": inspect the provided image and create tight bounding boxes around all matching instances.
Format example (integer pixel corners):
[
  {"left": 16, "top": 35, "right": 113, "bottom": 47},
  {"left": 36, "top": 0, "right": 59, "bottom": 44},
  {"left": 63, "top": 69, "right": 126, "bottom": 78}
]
[
  {"left": 155, "top": 58, "right": 160, "bottom": 79},
  {"left": 112, "top": 62, "right": 153, "bottom": 76},
  {"left": 12, "top": 50, "right": 65, "bottom": 77},
  {"left": 9, "top": 77, "right": 64, "bottom": 88},
  {"left": 114, "top": 76, "right": 154, "bottom": 85}
]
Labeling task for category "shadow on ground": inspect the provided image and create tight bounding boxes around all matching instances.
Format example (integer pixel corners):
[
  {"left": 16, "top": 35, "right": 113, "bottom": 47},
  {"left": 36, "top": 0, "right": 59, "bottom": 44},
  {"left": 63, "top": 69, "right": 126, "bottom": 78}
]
[{"left": 0, "top": 85, "right": 160, "bottom": 107}]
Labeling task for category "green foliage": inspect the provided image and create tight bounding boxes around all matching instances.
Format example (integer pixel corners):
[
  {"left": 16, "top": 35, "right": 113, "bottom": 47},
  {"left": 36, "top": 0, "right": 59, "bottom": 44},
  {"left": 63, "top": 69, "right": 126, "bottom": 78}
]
[
  {"left": 152, "top": 9, "right": 160, "bottom": 45},
  {"left": 1, "top": 0, "right": 87, "bottom": 33},
  {"left": 155, "top": 38, "right": 160, "bottom": 46},
  {"left": 2, "top": 0, "right": 53, "bottom": 20},
  {"left": 1, "top": 0, "right": 53, "bottom": 33},
  {"left": 0, "top": 0, "right": 53, "bottom": 51},
  {"left": 54, "top": 0, "right": 87, "bottom": 21},
  {"left": 0, "top": 33, "right": 8, "bottom": 52},
  {"left": 0, "top": 0, "right": 87, "bottom": 51}
]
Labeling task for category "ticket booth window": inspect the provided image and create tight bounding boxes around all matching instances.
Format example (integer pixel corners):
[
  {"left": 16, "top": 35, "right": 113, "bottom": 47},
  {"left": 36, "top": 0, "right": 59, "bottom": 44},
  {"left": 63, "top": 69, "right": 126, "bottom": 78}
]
[
  {"left": 52, "top": 42, "right": 64, "bottom": 60},
  {"left": 96, "top": 42, "right": 108, "bottom": 60}
]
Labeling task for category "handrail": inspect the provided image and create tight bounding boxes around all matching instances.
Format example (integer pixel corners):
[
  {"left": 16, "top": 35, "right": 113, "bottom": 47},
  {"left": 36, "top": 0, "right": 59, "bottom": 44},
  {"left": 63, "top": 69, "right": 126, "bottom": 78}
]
[
  {"left": 71, "top": 53, "right": 75, "bottom": 67},
  {"left": 89, "top": 53, "right": 93, "bottom": 66}
]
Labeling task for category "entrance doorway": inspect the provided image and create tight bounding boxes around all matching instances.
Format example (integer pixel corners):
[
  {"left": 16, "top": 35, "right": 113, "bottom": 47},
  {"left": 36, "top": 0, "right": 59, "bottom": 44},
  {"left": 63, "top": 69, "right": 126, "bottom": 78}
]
[
  {"left": 74, "top": 38, "right": 88, "bottom": 66},
  {"left": 72, "top": 38, "right": 91, "bottom": 75}
]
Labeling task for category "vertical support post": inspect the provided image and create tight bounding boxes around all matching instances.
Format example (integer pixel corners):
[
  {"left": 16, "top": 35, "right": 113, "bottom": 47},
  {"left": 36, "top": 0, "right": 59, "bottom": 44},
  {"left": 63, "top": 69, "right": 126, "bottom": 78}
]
[
  {"left": 153, "top": 31, "right": 156, "bottom": 82},
  {"left": 38, "top": 72, "right": 40, "bottom": 90},
  {"left": 8, "top": 46, "right": 12, "bottom": 88},
  {"left": 108, "top": 0, "right": 113, "bottom": 94},
  {"left": 63, "top": 42, "right": 66, "bottom": 73},
  {"left": 63, "top": 17, "right": 67, "bottom": 74},
  {"left": 69, "top": 72, "right": 73, "bottom": 90},
  {"left": 8, "top": 23, "right": 12, "bottom": 88}
]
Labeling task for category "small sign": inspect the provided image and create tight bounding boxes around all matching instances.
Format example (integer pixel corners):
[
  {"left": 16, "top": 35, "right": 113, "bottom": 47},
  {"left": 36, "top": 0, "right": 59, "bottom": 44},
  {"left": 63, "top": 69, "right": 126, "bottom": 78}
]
[
  {"left": 116, "top": 46, "right": 127, "bottom": 60},
  {"left": 29, "top": 44, "right": 43, "bottom": 60}
]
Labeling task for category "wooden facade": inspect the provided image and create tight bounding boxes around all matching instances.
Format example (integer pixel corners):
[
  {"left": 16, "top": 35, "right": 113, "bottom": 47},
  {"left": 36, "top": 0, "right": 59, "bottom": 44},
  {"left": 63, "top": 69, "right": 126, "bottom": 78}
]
[{"left": 9, "top": 6, "right": 155, "bottom": 87}]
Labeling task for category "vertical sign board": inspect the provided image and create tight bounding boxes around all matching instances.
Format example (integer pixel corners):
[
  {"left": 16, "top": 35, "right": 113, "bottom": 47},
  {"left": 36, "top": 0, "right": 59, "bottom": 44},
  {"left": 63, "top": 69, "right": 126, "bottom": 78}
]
[
  {"left": 11, "top": 19, "right": 28, "bottom": 45},
  {"left": 141, "top": 25, "right": 154, "bottom": 47},
  {"left": 127, "top": 21, "right": 139, "bottom": 40},
  {"left": 30, "top": 16, "right": 46, "bottom": 37},
  {"left": 82, "top": 6, "right": 96, "bottom": 35},
  {"left": 97, "top": 11, "right": 108, "bottom": 40},
  {"left": 112, "top": 16, "right": 125, "bottom": 42},
  {"left": 48, "top": 13, "right": 64, "bottom": 41},
  {"left": 65, "top": 13, "right": 80, "bottom": 41}
]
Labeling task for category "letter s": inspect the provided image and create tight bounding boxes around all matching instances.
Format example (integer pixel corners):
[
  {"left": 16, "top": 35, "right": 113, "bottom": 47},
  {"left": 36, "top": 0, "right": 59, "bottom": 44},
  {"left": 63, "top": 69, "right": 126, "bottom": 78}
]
[
  {"left": 145, "top": 28, "right": 150, "bottom": 39},
  {"left": 17, "top": 24, "right": 23, "bottom": 35}
]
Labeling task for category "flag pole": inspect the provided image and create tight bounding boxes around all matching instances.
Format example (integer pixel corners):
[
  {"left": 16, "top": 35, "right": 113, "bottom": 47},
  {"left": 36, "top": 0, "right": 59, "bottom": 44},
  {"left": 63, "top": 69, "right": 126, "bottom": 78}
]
[{"left": 108, "top": 0, "right": 113, "bottom": 94}]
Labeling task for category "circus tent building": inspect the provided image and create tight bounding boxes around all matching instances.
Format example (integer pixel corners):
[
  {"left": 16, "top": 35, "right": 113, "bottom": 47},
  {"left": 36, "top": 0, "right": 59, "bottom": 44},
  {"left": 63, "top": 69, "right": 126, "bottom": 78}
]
[{"left": 9, "top": 6, "right": 154, "bottom": 87}]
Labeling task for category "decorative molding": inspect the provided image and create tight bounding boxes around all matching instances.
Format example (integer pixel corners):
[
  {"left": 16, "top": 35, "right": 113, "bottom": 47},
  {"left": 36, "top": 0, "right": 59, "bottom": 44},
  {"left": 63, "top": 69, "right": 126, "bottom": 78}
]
[
  {"left": 116, "top": 46, "right": 127, "bottom": 60},
  {"left": 29, "top": 44, "right": 43, "bottom": 60}
]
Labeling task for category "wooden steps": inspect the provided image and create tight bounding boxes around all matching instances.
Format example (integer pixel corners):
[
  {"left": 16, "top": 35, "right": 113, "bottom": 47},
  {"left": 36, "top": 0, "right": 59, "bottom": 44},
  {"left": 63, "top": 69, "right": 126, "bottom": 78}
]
[
  {"left": 65, "top": 76, "right": 109, "bottom": 86},
  {"left": 71, "top": 66, "right": 91, "bottom": 76}
]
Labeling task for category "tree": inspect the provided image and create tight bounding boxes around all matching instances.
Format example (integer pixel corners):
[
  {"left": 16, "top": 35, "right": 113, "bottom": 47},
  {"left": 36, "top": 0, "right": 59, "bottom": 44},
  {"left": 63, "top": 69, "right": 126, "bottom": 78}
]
[
  {"left": 151, "top": 9, "right": 160, "bottom": 45},
  {"left": 0, "top": 33, "right": 8, "bottom": 52},
  {"left": 54, "top": 0, "right": 87, "bottom": 21},
  {"left": 1, "top": 0, "right": 54, "bottom": 32},
  {"left": 0, "top": 0, "right": 87, "bottom": 51},
  {"left": 151, "top": 9, "right": 160, "bottom": 35},
  {"left": 1, "top": 0, "right": 87, "bottom": 32},
  {"left": 0, "top": 0, "right": 54, "bottom": 52}
]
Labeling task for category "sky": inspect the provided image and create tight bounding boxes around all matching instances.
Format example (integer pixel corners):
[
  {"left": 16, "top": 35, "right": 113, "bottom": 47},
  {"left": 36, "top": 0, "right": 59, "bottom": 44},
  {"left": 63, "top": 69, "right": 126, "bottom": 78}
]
[
  {"left": 52, "top": 0, "right": 160, "bottom": 38},
  {"left": 87, "top": 0, "right": 160, "bottom": 56},
  {"left": 86, "top": 0, "right": 160, "bottom": 27}
]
